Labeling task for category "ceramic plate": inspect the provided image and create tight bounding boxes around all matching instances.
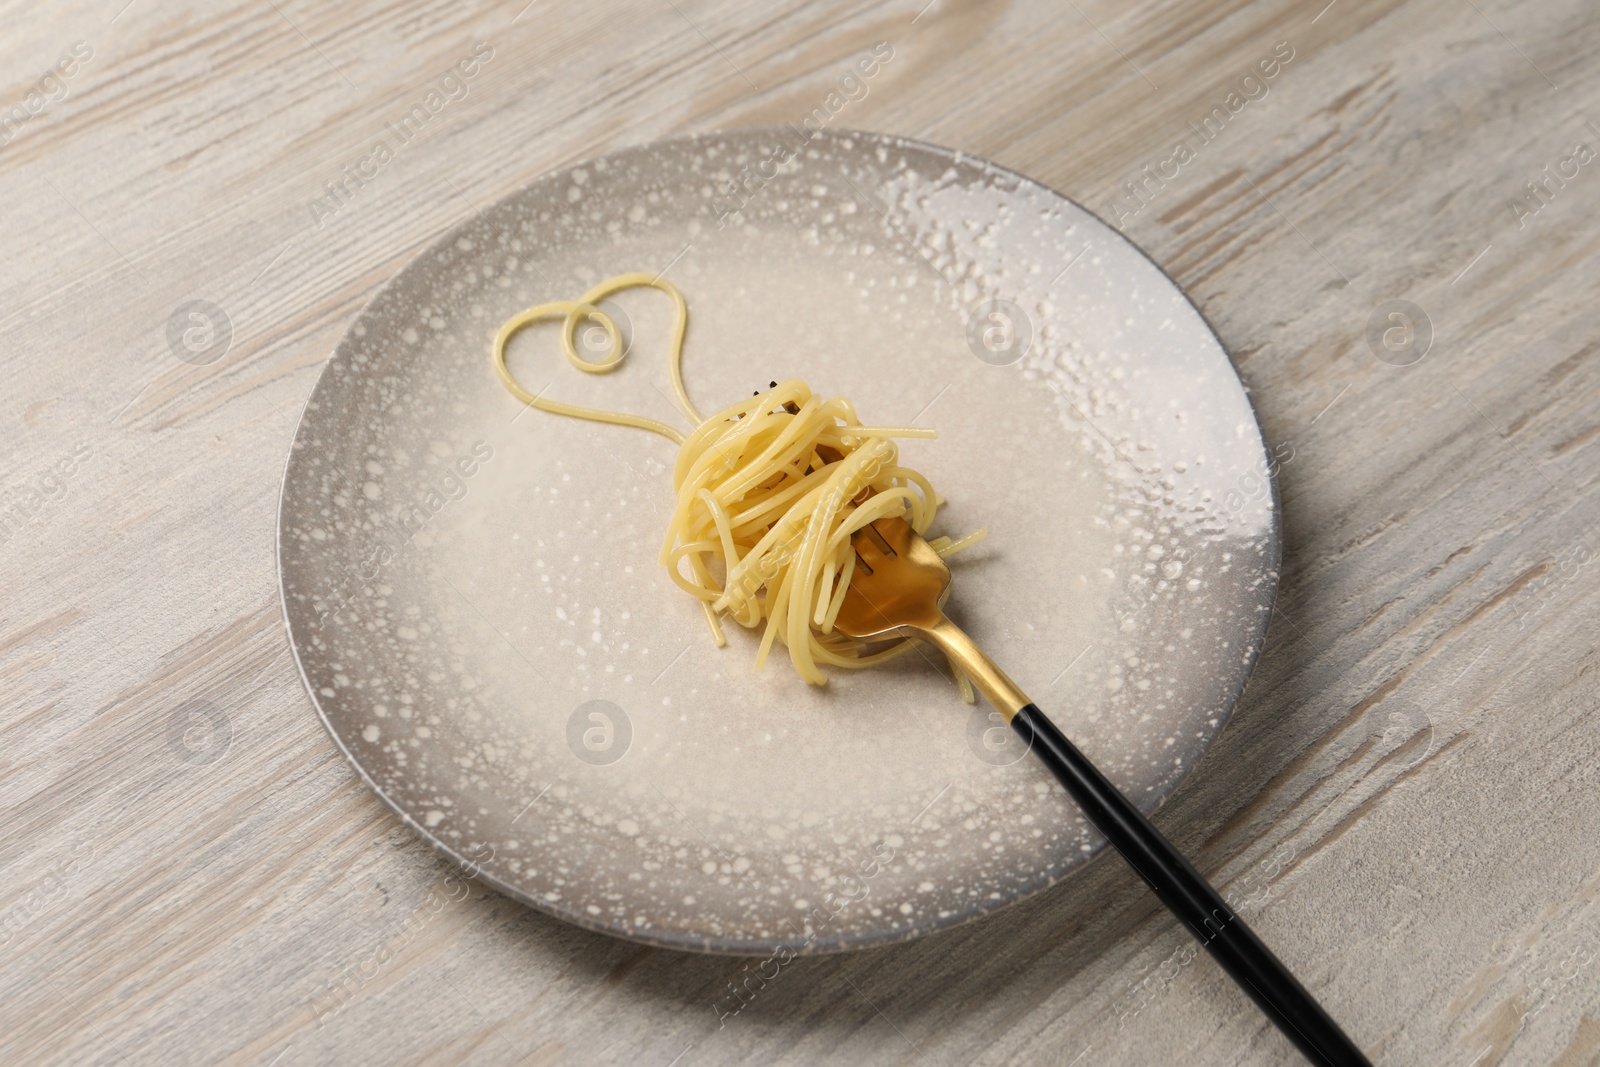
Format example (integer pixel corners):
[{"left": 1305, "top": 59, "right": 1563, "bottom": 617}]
[{"left": 278, "top": 129, "right": 1279, "bottom": 954}]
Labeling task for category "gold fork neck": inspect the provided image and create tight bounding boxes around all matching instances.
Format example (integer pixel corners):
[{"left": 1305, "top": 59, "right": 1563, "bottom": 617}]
[{"left": 916, "top": 615, "right": 1032, "bottom": 722}]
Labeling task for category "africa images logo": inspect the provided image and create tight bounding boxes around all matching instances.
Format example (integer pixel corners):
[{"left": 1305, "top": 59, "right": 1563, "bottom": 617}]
[{"left": 308, "top": 42, "right": 495, "bottom": 228}]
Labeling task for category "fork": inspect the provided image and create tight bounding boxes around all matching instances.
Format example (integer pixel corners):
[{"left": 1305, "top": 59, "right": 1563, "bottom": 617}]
[{"left": 833, "top": 516, "right": 1371, "bottom": 1067}]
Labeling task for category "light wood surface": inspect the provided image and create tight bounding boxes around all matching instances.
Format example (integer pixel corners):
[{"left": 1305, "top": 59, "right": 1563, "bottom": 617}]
[{"left": 4, "top": 0, "right": 1599, "bottom": 1063}]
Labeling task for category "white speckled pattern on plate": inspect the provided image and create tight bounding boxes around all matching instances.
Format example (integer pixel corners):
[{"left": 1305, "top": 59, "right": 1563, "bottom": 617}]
[{"left": 277, "top": 129, "right": 1280, "bottom": 955}]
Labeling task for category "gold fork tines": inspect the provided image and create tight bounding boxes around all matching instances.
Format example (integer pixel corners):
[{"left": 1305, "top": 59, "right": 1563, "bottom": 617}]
[{"left": 833, "top": 517, "right": 1029, "bottom": 720}]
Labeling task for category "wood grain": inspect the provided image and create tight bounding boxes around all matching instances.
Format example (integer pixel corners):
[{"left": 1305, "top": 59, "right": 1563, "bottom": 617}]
[{"left": 3, "top": 0, "right": 1599, "bottom": 1063}]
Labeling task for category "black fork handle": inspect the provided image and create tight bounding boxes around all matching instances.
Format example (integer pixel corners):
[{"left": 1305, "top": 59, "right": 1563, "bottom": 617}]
[{"left": 1011, "top": 704, "right": 1372, "bottom": 1066}]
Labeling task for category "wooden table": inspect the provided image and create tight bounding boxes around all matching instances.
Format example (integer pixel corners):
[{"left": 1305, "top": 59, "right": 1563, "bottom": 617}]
[{"left": 4, "top": 0, "right": 1598, "bottom": 1063}]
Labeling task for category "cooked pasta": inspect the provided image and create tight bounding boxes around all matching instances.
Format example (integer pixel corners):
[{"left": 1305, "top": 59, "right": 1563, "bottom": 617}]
[{"left": 492, "top": 272, "right": 986, "bottom": 692}]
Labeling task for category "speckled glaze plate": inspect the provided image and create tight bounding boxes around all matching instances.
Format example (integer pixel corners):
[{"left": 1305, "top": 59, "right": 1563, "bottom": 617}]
[{"left": 278, "top": 129, "right": 1280, "bottom": 955}]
